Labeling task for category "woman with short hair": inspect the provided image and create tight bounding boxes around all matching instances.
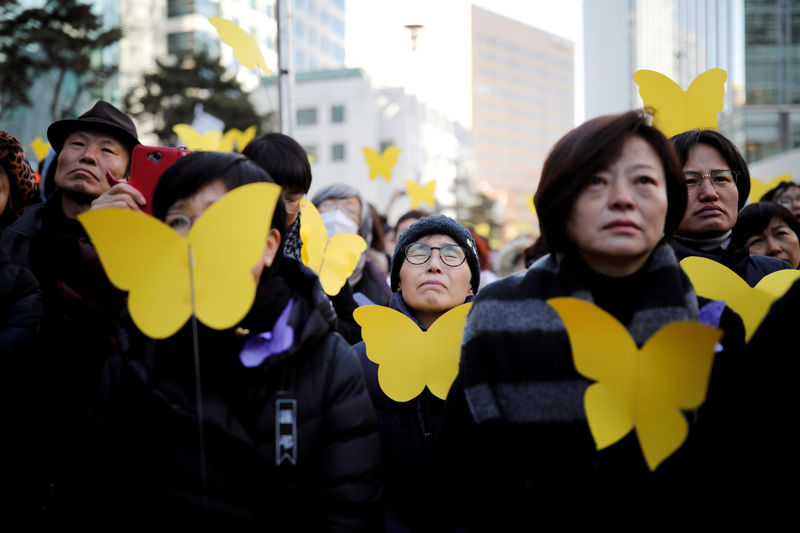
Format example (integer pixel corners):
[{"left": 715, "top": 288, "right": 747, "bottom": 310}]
[
  {"left": 731, "top": 201, "right": 800, "bottom": 268},
  {"left": 439, "top": 111, "right": 744, "bottom": 527},
  {"left": 670, "top": 129, "right": 791, "bottom": 284}
]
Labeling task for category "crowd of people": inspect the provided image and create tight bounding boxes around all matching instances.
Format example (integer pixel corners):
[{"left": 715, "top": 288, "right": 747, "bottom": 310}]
[{"left": 0, "top": 99, "right": 798, "bottom": 529}]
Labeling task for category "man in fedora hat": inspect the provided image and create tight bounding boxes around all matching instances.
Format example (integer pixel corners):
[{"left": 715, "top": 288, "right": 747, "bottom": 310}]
[{"left": 0, "top": 100, "right": 142, "bottom": 523}]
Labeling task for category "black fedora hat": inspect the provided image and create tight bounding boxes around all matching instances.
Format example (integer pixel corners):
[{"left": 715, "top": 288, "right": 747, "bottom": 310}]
[{"left": 47, "top": 100, "right": 139, "bottom": 154}]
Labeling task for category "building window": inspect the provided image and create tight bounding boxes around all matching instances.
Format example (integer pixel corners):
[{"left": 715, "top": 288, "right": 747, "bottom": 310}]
[
  {"left": 303, "top": 144, "right": 318, "bottom": 163},
  {"left": 331, "top": 105, "right": 345, "bottom": 123},
  {"left": 331, "top": 16, "right": 344, "bottom": 37},
  {"left": 168, "top": 0, "right": 194, "bottom": 17},
  {"left": 168, "top": 31, "right": 195, "bottom": 55},
  {"left": 331, "top": 143, "right": 346, "bottom": 161},
  {"left": 297, "top": 108, "right": 317, "bottom": 125}
]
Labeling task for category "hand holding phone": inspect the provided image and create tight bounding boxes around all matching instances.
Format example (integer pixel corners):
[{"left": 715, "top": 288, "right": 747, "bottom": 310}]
[{"left": 128, "top": 145, "right": 191, "bottom": 215}]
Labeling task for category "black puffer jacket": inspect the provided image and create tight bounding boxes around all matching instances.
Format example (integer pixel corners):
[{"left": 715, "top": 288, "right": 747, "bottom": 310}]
[{"left": 78, "top": 258, "right": 382, "bottom": 530}]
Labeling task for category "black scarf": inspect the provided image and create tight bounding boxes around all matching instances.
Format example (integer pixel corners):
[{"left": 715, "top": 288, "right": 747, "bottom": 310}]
[{"left": 459, "top": 240, "right": 699, "bottom": 425}]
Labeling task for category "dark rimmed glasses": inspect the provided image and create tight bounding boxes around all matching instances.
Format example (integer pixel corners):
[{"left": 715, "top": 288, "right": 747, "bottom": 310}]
[
  {"left": 683, "top": 170, "right": 738, "bottom": 193},
  {"left": 404, "top": 242, "right": 467, "bottom": 267}
]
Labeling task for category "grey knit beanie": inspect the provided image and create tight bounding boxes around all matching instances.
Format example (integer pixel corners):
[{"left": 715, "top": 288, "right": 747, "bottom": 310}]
[{"left": 390, "top": 215, "right": 481, "bottom": 293}]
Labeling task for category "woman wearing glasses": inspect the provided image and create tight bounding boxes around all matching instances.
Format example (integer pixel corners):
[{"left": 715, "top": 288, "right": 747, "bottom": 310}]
[
  {"left": 437, "top": 111, "right": 744, "bottom": 527},
  {"left": 670, "top": 129, "right": 791, "bottom": 284},
  {"left": 354, "top": 215, "right": 479, "bottom": 532},
  {"left": 760, "top": 180, "right": 800, "bottom": 223}
]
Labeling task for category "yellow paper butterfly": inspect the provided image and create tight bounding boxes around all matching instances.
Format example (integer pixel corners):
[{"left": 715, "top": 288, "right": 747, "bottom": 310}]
[
  {"left": 680, "top": 256, "right": 800, "bottom": 341},
  {"left": 209, "top": 17, "right": 270, "bottom": 76},
  {"left": 30, "top": 136, "right": 51, "bottom": 162},
  {"left": 633, "top": 68, "right": 727, "bottom": 138},
  {"left": 220, "top": 126, "right": 258, "bottom": 153},
  {"left": 172, "top": 124, "right": 224, "bottom": 151},
  {"left": 548, "top": 297, "right": 721, "bottom": 471},
  {"left": 362, "top": 146, "right": 401, "bottom": 181},
  {"left": 526, "top": 193, "right": 537, "bottom": 216},
  {"left": 354, "top": 303, "right": 473, "bottom": 402},
  {"left": 79, "top": 183, "right": 281, "bottom": 339},
  {"left": 749, "top": 174, "right": 792, "bottom": 204},
  {"left": 404, "top": 179, "right": 436, "bottom": 209},
  {"left": 299, "top": 199, "right": 367, "bottom": 296}
]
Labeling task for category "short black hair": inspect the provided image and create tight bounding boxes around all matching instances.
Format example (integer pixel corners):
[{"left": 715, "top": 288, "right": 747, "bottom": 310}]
[
  {"left": 760, "top": 181, "right": 799, "bottom": 203},
  {"left": 534, "top": 110, "right": 686, "bottom": 254},
  {"left": 731, "top": 201, "right": 800, "bottom": 250},
  {"left": 152, "top": 151, "right": 286, "bottom": 248},
  {"left": 242, "top": 133, "right": 312, "bottom": 194},
  {"left": 671, "top": 129, "right": 750, "bottom": 210}
]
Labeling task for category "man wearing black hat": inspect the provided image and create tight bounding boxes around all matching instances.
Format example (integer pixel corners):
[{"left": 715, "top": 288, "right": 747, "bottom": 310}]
[{"left": 0, "top": 100, "right": 140, "bottom": 524}]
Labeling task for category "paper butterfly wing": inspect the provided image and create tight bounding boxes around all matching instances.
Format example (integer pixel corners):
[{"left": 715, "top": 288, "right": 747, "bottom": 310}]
[
  {"left": 220, "top": 126, "right": 258, "bottom": 153},
  {"left": 299, "top": 198, "right": 327, "bottom": 272},
  {"left": 637, "top": 322, "right": 720, "bottom": 470},
  {"left": 362, "top": 147, "right": 401, "bottom": 181},
  {"left": 318, "top": 233, "right": 367, "bottom": 295},
  {"left": 209, "top": 17, "right": 269, "bottom": 75},
  {"left": 754, "top": 266, "right": 800, "bottom": 297},
  {"left": 189, "top": 182, "right": 281, "bottom": 331},
  {"left": 547, "top": 297, "right": 637, "bottom": 449},
  {"left": 30, "top": 137, "right": 51, "bottom": 162},
  {"left": 634, "top": 68, "right": 726, "bottom": 138},
  {"left": 423, "top": 302, "right": 472, "bottom": 400},
  {"left": 354, "top": 305, "right": 428, "bottom": 402},
  {"left": 172, "top": 124, "right": 222, "bottom": 151},
  {"left": 633, "top": 70, "right": 686, "bottom": 138},
  {"left": 680, "top": 256, "right": 795, "bottom": 340},
  {"left": 404, "top": 179, "right": 436, "bottom": 209},
  {"left": 299, "top": 199, "right": 367, "bottom": 295},
  {"left": 749, "top": 174, "right": 791, "bottom": 204},
  {"left": 79, "top": 209, "right": 191, "bottom": 339},
  {"left": 686, "top": 68, "right": 727, "bottom": 131}
]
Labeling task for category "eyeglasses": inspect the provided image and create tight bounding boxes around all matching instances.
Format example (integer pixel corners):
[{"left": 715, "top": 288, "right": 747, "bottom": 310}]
[
  {"left": 776, "top": 194, "right": 800, "bottom": 208},
  {"left": 404, "top": 242, "right": 467, "bottom": 267},
  {"left": 683, "top": 170, "right": 738, "bottom": 193}
]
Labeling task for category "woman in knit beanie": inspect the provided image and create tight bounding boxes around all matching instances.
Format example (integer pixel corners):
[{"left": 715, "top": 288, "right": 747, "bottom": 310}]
[{"left": 354, "top": 214, "right": 480, "bottom": 531}]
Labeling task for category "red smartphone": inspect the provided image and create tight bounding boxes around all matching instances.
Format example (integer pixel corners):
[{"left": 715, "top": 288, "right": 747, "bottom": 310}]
[{"left": 129, "top": 145, "right": 191, "bottom": 215}]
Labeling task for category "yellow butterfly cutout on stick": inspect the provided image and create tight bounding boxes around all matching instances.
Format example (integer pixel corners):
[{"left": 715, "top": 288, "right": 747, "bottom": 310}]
[
  {"left": 209, "top": 17, "right": 270, "bottom": 76},
  {"left": 79, "top": 183, "right": 281, "bottom": 339},
  {"left": 354, "top": 303, "right": 473, "bottom": 402},
  {"left": 749, "top": 174, "right": 792, "bottom": 204},
  {"left": 30, "top": 136, "right": 51, "bottom": 162},
  {"left": 362, "top": 146, "right": 401, "bottom": 181},
  {"left": 681, "top": 256, "right": 800, "bottom": 341},
  {"left": 172, "top": 124, "right": 224, "bottom": 151},
  {"left": 633, "top": 68, "right": 727, "bottom": 138},
  {"left": 299, "top": 199, "right": 367, "bottom": 296},
  {"left": 219, "top": 126, "right": 258, "bottom": 153},
  {"left": 548, "top": 297, "right": 721, "bottom": 471},
  {"left": 404, "top": 179, "right": 436, "bottom": 209}
]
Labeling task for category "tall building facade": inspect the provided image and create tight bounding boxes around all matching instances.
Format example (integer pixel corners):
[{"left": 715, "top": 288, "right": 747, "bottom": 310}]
[
  {"left": 471, "top": 5, "right": 574, "bottom": 237},
  {"left": 584, "top": 0, "right": 799, "bottom": 164},
  {"left": 250, "top": 68, "right": 475, "bottom": 223}
]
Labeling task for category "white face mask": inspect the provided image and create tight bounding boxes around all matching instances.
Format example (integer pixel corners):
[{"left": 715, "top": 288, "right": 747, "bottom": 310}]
[{"left": 320, "top": 209, "right": 359, "bottom": 236}]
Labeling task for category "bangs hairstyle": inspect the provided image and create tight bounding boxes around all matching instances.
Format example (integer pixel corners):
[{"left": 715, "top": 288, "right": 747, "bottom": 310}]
[
  {"left": 671, "top": 129, "right": 750, "bottom": 210},
  {"left": 242, "top": 133, "right": 312, "bottom": 195},
  {"left": 152, "top": 151, "right": 287, "bottom": 247},
  {"left": 730, "top": 201, "right": 800, "bottom": 251},
  {"left": 534, "top": 110, "right": 686, "bottom": 255}
]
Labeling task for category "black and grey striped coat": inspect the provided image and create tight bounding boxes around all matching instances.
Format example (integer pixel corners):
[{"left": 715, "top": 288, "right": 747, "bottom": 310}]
[{"left": 439, "top": 241, "right": 744, "bottom": 527}]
